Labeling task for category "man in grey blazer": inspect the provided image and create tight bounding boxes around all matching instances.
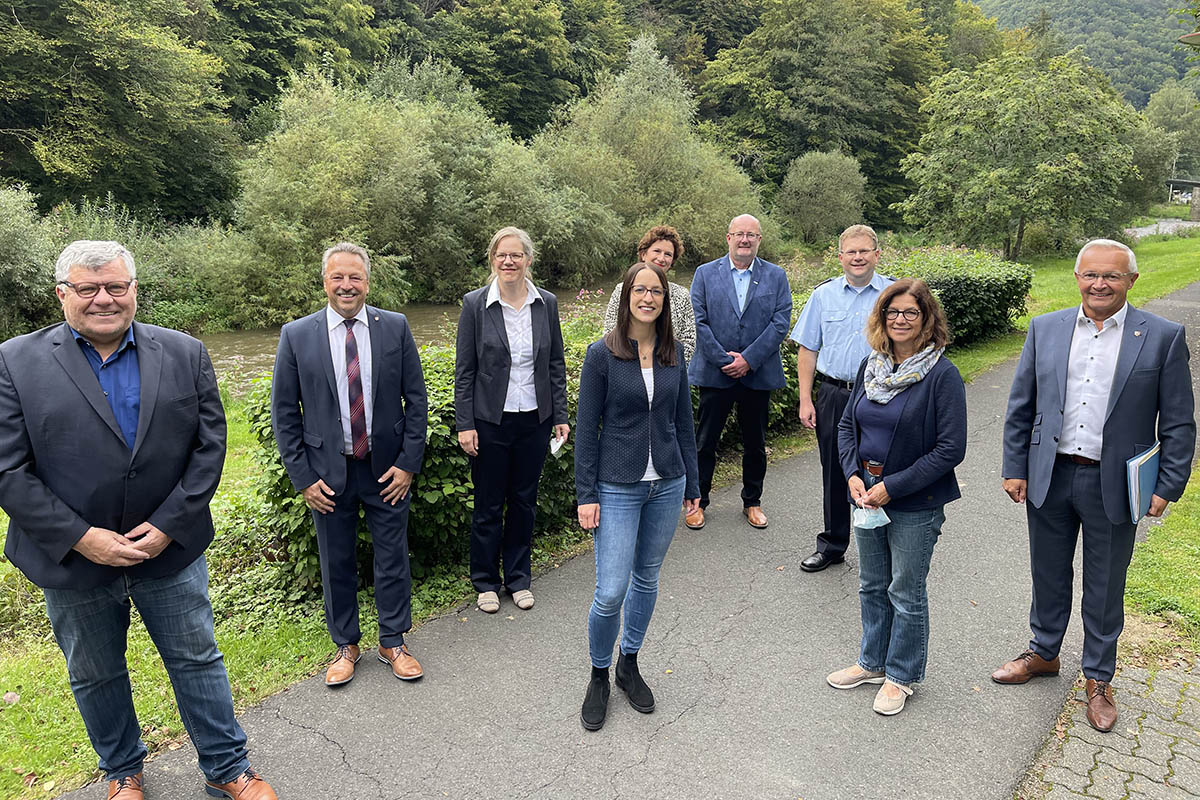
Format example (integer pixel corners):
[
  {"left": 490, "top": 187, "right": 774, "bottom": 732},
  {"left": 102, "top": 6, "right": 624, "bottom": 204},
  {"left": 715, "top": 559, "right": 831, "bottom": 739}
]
[
  {"left": 0, "top": 241, "right": 275, "bottom": 800},
  {"left": 994, "top": 239, "right": 1195, "bottom": 733},
  {"left": 271, "top": 242, "right": 428, "bottom": 687}
]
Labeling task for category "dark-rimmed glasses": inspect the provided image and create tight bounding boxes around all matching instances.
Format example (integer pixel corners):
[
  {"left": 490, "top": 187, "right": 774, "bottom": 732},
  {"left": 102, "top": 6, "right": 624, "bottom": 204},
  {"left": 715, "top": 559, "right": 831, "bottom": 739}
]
[
  {"left": 884, "top": 308, "right": 921, "bottom": 321},
  {"left": 58, "top": 280, "right": 135, "bottom": 299}
]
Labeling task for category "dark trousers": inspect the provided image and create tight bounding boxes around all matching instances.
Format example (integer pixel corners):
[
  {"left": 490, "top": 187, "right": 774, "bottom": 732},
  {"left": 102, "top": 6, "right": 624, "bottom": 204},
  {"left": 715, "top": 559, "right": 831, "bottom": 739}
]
[
  {"left": 470, "top": 412, "right": 551, "bottom": 593},
  {"left": 815, "top": 380, "right": 852, "bottom": 556},
  {"left": 1026, "top": 458, "right": 1137, "bottom": 682},
  {"left": 312, "top": 457, "right": 413, "bottom": 649},
  {"left": 696, "top": 384, "right": 771, "bottom": 508}
]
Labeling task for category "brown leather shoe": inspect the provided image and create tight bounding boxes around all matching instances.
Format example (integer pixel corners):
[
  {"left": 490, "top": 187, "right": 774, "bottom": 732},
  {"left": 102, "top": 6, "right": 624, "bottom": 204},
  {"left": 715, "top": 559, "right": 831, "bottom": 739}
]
[
  {"left": 1085, "top": 679, "right": 1118, "bottom": 732},
  {"left": 991, "top": 649, "right": 1061, "bottom": 684},
  {"left": 204, "top": 767, "right": 277, "bottom": 799},
  {"left": 684, "top": 507, "right": 705, "bottom": 529},
  {"left": 107, "top": 772, "right": 143, "bottom": 800},
  {"left": 743, "top": 506, "right": 768, "bottom": 528},
  {"left": 324, "top": 643, "right": 361, "bottom": 686},
  {"left": 378, "top": 644, "right": 423, "bottom": 680}
]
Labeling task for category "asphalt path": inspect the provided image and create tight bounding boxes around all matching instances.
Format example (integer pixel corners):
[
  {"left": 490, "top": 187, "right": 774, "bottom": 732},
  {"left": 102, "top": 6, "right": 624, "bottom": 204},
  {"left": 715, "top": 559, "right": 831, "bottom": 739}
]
[{"left": 60, "top": 281, "right": 1200, "bottom": 800}]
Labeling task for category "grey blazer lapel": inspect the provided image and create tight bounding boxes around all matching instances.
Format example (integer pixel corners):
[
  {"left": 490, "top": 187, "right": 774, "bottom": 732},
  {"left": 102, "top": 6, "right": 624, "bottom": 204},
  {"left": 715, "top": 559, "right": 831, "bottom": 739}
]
[
  {"left": 130, "top": 323, "right": 162, "bottom": 459},
  {"left": 316, "top": 313, "right": 339, "bottom": 403},
  {"left": 485, "top": 297, "right": 511, "bottom": 354},
  {"left": 1106, "top": 306, "right": 1148, "bottom": 421},
  {"left": 50, "top": 323, "right": 125, "bottom": 445},
  {"left": 741, "top": 258, "right": 763, "bottom": 312},
  {"left": 367, "top": 306, "right": 384, "bottom": 407},
  {"left": 1052, "top": 309, "right": 1075, "bottom": 409}
]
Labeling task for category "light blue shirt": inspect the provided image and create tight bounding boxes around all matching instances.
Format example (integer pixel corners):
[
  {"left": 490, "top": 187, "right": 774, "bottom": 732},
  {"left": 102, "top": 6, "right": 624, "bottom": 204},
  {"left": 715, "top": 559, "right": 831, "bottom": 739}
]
[
  {"left": 789, "top": 272, "right": 894, "bottom": 382},
  {"left": 731, "top": 262, "right": 753, "bottom": 313}
]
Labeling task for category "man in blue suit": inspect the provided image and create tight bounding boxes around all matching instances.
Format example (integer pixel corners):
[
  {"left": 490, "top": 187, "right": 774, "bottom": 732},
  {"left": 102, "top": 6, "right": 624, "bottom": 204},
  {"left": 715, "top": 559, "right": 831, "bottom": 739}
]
[
  {"left": 994, "top": 239, "right": 1195, "bottom": 733},
  {"left": 686, "top": 214, "right": 793, "bottom": 530},
  {"left": 272, "top": 243, "right": 428, "bottom": 688}
]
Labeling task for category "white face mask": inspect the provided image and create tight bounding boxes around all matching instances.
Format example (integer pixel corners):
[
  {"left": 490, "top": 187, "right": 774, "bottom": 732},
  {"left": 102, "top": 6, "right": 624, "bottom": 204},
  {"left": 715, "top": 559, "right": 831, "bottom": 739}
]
[{"left": 853, "top": 506, "right": 891, "bottom": 530}]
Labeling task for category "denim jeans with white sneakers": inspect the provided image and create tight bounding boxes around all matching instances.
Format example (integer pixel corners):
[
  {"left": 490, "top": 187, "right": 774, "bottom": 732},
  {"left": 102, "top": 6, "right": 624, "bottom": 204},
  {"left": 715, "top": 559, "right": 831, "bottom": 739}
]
[{"left": 854, "top": 472, "right": 944, "bottom": 687}]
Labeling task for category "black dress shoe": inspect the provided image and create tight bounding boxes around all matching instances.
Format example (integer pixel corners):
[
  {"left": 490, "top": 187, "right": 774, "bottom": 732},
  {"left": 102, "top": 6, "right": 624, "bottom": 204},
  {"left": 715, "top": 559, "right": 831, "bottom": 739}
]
[
  {"left": 581, "top": 666, "right": 610, "bottom": 731},
  {"left": 800, "top": 551, "right": 845, "bottom": 572}
]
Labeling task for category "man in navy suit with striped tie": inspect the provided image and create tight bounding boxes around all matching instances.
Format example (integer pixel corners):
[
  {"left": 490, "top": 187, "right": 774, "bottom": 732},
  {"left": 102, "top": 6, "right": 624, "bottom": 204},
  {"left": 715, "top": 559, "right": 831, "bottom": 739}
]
[{"left": 271, "top": 243, "right": 428, "bottom": 688}]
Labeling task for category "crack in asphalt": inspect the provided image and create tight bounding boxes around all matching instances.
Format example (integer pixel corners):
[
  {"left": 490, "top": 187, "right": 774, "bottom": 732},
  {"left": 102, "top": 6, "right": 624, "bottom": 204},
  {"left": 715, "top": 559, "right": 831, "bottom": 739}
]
[{"left": 273, "top": 705, "right": 388, "bottom": 800}]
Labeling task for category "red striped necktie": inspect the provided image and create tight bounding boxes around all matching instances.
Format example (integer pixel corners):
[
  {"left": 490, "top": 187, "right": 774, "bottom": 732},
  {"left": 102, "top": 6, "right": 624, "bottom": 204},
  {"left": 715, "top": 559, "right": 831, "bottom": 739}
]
[{"left": 344, "top": 319, "right": 368, "bottom": 459}]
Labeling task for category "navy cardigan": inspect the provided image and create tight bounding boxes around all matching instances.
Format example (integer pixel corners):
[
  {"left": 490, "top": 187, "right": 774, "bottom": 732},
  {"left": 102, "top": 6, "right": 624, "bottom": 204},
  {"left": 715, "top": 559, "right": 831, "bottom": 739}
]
[
  {"left": 575, "top": 339, "right": 700, "bottom": 505},
  {"left": 836, "top": 356, "right": 967, "bottom": 511}
]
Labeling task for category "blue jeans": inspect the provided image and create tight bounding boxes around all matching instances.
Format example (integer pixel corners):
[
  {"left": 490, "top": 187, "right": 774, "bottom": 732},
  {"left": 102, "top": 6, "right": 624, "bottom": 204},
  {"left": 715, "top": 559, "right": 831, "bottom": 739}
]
[
  {"left": 588, "top": 476, "right": 686, "bottom": 668},
  {"left": 43, "top": 556, "right": 249, "bottom": 783},
  {"left": 854, "top": 473, "right": 944, "bottom": 687}
]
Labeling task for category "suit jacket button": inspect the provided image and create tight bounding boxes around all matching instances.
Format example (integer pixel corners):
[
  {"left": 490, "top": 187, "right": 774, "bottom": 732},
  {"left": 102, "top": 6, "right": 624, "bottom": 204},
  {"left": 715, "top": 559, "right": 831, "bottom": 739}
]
[
  {"left": 129, "top": 470, "right": 136, "bottom": 478},
  {"left": 1053, "top": 437, "right": 1058, "bottom": 442}
]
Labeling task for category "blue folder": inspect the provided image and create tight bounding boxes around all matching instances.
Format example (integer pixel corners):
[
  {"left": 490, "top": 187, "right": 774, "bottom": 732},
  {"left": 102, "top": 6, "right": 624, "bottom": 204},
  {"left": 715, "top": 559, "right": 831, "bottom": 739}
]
[{"left": 1126, "top": 442, "right": 1160, "bottom": 523}]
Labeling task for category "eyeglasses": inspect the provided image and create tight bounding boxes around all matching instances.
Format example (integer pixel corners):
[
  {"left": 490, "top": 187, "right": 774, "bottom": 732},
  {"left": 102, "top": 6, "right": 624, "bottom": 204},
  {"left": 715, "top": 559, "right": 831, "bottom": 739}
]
[
  {"left": 840, "top": 249, "right": 878, "bottom": 258},
  {"left": 1076, "top": 271, "right": 1131, "bottom": 284},
  {"left": 494, "top": 252, "right": 526, "bottom": 263},
  {"left": 884, "top": 308, "right": 921, "bottom": 321},
  {"left": 630, "top": 286, "right": 665, "bottom": 298},
  {"left": 58, "top": 280, "right": 135, "bottom": 298},
  {"left": 728, "top": 231, "right": 762, "bottom": 241}
]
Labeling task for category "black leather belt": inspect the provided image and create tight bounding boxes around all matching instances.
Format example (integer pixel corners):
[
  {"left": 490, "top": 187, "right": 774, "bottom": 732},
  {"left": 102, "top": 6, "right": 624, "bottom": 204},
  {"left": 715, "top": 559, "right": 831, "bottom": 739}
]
[
  {"left": 1057, "top": 453, "right": 1100, "bottom": 467},
  {"left": 817, "top": 372, "right": 854, "bottom": 391}
]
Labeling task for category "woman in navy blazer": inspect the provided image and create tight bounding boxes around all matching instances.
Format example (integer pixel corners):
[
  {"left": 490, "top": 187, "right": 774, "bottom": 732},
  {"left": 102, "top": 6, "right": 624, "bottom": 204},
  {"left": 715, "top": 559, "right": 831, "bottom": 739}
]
[
  {"left": 455, "top": 227, "right": 569, "bottom": 615},
  {"left": 575, "top": 262, "right": 700, "bottom": 731},
  {"left": 829, "top": 278, "right": 966, "bottom": 716}
]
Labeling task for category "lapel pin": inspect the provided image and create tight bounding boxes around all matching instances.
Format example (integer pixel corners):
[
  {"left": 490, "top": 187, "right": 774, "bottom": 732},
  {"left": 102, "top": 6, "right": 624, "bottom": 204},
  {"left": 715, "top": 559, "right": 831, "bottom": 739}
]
[
  {"left": 1133, "top": 330, "right": 1141, "bottom": 337},
  {"left": 374, "top": 315, "right": 380, "bottom": 321}
]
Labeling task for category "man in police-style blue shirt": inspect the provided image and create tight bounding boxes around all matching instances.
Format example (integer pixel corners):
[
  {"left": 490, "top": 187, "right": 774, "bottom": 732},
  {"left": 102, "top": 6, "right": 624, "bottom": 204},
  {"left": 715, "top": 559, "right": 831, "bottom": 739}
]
[{"left": 791, "top": 225, "right": 894, "bottom": 572}]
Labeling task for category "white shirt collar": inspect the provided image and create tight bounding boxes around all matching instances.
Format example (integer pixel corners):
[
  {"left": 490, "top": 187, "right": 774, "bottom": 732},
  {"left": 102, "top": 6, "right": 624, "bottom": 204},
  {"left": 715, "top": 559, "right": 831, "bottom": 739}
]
[
  {"left": 486, "top": 277, "right": 541, "bottom": 308},
  {"left": 1076, "top": 302, "right": 1128, "bottom": 330},
  {"left": 326, "top": 303, "right": 369, "bottom": 331}
]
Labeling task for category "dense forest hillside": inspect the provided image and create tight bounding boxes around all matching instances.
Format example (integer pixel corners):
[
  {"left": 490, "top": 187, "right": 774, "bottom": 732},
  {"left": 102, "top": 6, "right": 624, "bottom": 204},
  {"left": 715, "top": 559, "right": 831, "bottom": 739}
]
[{"left": 977, "top": 0, "right": 1194, "bottom": 105}]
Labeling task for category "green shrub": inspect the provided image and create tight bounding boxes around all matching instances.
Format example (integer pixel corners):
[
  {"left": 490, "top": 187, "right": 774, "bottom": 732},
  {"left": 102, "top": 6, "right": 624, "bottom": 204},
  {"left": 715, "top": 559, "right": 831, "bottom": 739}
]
[
  {"left": 775, "top": 151, "right": 866, "bottom": 244},
  {"left": 0, "top": 187, "right": 57, "bottom": 341}
]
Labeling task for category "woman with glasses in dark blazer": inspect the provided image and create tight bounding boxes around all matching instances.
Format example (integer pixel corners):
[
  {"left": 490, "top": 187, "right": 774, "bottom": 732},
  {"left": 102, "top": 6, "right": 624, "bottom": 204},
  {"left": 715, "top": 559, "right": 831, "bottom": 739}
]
[
  {"left": 455, "top": 226, "right": 569, "bottom": 615},
  {"left": 575, "top": 261, "right": 700, "bottom": 731},
  {"left": 828, "top": 278, "right": 966, "bottom": 716}
]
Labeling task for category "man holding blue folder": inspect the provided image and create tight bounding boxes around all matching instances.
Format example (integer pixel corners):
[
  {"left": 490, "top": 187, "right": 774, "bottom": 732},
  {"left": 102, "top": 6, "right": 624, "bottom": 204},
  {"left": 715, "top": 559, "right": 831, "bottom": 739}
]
[{"left": 994, "top": 239, "right": 1195, "bottom": 733}]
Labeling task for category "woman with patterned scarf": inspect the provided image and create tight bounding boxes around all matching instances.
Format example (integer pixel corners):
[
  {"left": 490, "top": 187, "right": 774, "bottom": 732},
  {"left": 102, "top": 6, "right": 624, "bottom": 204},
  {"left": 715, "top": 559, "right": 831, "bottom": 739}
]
[{"left": 826, "top": 278, "right": 967, "bottom": 716}]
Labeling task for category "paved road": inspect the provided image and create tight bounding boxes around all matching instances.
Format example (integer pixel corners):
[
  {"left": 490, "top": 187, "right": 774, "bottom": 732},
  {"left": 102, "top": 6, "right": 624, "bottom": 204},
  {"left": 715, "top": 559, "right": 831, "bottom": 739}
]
[{"left": 61, "top": 283, "right": 1200, "bottom": 800}]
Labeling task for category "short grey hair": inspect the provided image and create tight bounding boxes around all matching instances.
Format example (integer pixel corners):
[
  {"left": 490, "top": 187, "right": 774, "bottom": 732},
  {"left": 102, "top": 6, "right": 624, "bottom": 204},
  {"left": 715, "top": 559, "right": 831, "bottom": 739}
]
[
  {"left": 487, "top": 226, "right": 536, "bottom": 276},
  {"left": 322, "top": 242, "right": 371, "bottom": 278},
  {"left": 1075, "top": 239, "right": 1137, "bottom": 274},
  {"left": 55, "top": 240, "right": 135, "bottom": 282}
]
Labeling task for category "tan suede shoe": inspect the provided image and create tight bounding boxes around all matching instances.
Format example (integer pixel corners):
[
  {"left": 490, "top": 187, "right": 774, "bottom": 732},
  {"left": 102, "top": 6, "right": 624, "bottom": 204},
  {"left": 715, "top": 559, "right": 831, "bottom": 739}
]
[
  {"left": 107, "top": 773, "right": 143, "bottom": 800},
  {"left": 204, "top": 767, "right": 277, "bottom": 799},
  {"left": 324, "top": 643, "right": 361, "bottom": 686},
  {"left": 378, "top": 644, "right": 423, "bottom": 680}
]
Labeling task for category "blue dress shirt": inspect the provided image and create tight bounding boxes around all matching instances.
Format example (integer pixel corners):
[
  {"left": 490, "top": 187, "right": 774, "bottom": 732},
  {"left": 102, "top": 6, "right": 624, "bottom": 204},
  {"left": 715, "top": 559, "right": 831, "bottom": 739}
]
[
  {"left": 731, "top": 263, "right": 753, "bottom": 313},
  {"left": 790, "top": 272, "right": 894, "bottom": 381},
  {"left": 72, "top": 326, "right": 140, "bottom": 450}
]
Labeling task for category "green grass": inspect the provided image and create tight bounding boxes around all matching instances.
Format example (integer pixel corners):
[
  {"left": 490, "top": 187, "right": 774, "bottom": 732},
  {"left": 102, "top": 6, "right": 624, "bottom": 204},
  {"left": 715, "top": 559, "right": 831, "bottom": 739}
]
[
  {"left": 1, "top": 234, "right": 1198, "bottom": 799},
  {"left": 1126, "top": 476, "right": 1200, "bottom": 650}
]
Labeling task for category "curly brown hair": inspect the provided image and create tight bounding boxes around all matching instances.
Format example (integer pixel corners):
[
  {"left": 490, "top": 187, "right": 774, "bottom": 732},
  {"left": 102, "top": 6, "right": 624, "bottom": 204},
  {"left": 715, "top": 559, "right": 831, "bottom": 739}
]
[
  {"left": 636, "top": 225, "right": 684, "bottom": 264},
  {"left": 865, "top": 278, "right": 950, "bottom": 357}
]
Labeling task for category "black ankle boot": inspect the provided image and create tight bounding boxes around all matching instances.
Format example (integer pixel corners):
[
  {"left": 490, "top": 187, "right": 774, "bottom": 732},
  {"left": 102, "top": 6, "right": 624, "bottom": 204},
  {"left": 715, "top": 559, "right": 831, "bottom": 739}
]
[
  {"left": 581, "top": 666, "right": 610, "bottom": 731},
  {"left": 615, "top": 650, "right": 655, "bottom": 713}
]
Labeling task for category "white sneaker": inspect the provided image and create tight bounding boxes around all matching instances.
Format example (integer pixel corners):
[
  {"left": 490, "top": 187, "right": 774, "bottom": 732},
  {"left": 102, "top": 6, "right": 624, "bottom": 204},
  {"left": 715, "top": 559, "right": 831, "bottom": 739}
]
[
  {"left": 826, "top": 664, "right": 886, "bottom": 689},
  {"left": 873, "top": 680, "right": 913, "bottom": 715}
]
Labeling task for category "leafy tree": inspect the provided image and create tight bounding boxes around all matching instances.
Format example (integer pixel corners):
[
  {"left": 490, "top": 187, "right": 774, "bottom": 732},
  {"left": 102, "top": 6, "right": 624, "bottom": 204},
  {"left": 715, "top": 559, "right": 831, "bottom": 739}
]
[
  {"left": 775, "top": 151, "right": 866, "bottom": 244},
  {"left": 429, "top": 0, "right": 578, "bottom": 139},
  {"left": 237, "top": 64, "right": 617, "bottom": 305},
  {"left": 1145, "top": 81, "right": 1200, "bottom": 178},
  {"left": 976, "top": 0, "right": 1193, "bottom": 107},
  {"left": 697, "top": 0, "right": 944, "bottom": 225},
  {"left": 0, "top": 0, "right": 237, "bottom": 220},
  {"left": 942, "top": 0, "right": 1005, "bottom": 71},
  {"left": 898, "top": 53, "right": 1141, "bottom": 261},
  {"left": 0, "top": 187, "right": 58, "bottom": 340},
  {"left": 535, "top": 36, "right": 771, "bottom": 266}
]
